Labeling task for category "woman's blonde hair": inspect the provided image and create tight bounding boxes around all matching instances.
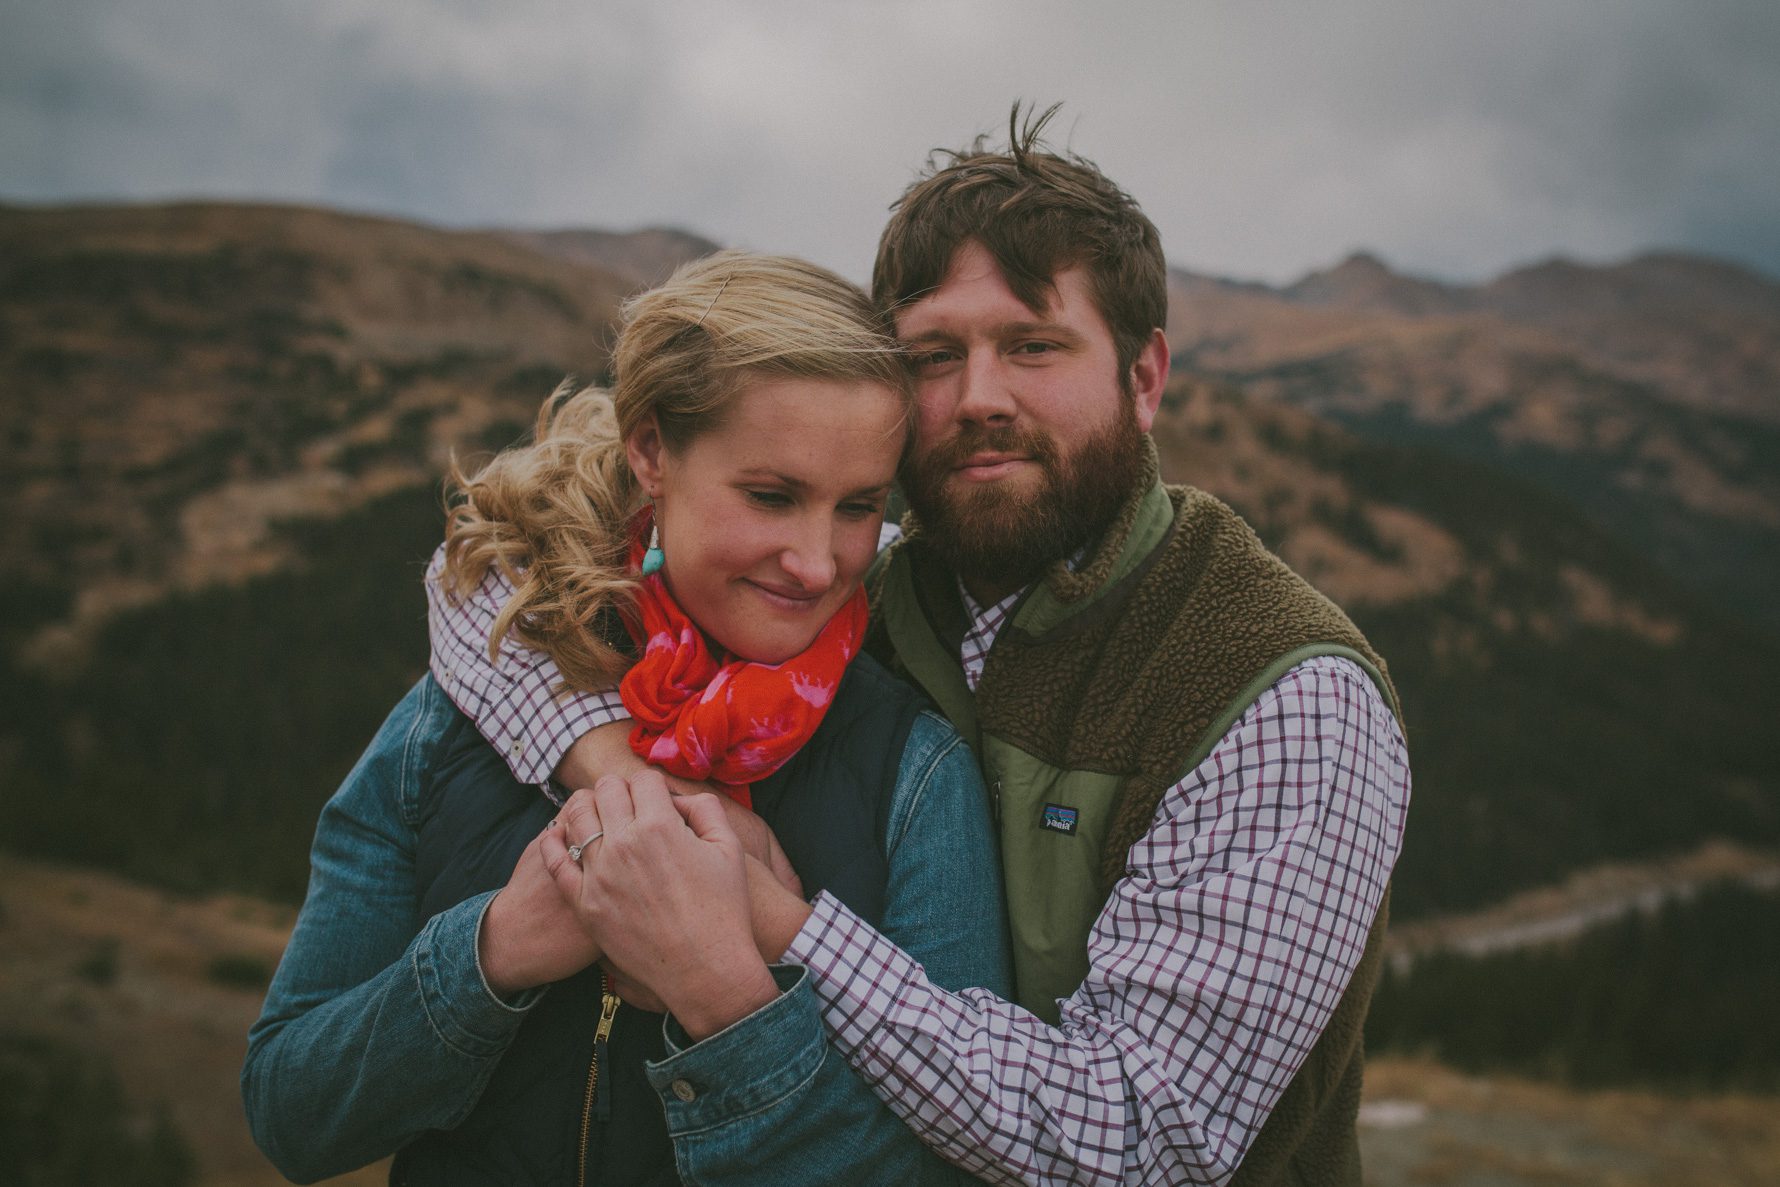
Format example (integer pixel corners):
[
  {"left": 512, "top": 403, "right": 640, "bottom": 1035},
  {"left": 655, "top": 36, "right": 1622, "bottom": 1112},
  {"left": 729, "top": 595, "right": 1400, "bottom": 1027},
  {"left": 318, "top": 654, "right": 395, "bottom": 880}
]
[{"left": 439, "top": 250, "right": 911, "bottom": 692}]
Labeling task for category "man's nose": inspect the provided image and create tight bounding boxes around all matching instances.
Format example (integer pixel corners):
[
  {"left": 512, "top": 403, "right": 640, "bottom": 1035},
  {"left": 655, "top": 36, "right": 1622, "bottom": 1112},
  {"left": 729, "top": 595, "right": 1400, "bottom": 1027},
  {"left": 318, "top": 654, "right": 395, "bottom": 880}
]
[
  {"left": 953, "top": 350, "right": 1017, "bottom": 427},
  {"left": 780, "top": 516, "right": 837, "bottom": 590}
]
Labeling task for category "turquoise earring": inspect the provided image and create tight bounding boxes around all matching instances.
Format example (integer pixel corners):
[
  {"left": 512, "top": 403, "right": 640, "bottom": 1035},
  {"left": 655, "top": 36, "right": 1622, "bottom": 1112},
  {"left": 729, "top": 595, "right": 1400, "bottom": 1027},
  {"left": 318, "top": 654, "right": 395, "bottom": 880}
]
[{"left": 641, "top": 518, "right": 664, "bottom": 576}]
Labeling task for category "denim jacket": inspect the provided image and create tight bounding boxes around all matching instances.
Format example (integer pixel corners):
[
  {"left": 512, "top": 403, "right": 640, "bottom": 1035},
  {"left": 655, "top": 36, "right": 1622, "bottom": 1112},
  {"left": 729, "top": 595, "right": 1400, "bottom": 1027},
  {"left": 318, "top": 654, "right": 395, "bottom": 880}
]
[{"left": 243, "top": 674, "right": 1010, "bottom": 1185}]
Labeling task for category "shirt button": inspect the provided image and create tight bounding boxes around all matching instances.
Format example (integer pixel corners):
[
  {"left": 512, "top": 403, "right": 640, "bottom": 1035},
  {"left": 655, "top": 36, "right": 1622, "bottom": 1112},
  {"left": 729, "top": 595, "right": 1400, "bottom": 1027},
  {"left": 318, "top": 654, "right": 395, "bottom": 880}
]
[
  {"left": 670, "top": 1079, "right": 697, "bottom": 1103},
  {"left": 509, "top": 739, "right": 524, "bottom": 757}
]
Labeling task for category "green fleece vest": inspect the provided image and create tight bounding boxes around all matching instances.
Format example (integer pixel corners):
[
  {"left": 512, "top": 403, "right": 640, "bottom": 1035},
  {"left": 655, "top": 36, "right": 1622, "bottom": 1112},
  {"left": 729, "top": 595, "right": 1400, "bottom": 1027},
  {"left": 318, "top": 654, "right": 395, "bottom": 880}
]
[{"left": 869, "top": 449, "right": 1402, "bottom": 1186}]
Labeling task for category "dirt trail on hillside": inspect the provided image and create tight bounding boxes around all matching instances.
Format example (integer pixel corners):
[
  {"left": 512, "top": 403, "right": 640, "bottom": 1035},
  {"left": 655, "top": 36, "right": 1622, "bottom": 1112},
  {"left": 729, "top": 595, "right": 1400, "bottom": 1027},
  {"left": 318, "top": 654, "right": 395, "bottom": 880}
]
[
  {"left": 4, "top": 852, "right": 1777, "bottom": 1186},
  {"left": 1387, "top": 839, "right": 1780, "bottom": 967}
]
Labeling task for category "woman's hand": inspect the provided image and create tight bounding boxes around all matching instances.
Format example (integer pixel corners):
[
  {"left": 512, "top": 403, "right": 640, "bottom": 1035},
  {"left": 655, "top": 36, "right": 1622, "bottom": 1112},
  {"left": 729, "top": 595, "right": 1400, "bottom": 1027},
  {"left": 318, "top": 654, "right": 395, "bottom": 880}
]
[
  {"left": 541, "top": 773, "right": 780, "bottom": 1040},
  {"left": 557, "top": 722, "right": 803, "bottom": 897},
  {"left": 478, "top": 821, "right": 602, "bottom": 999}
]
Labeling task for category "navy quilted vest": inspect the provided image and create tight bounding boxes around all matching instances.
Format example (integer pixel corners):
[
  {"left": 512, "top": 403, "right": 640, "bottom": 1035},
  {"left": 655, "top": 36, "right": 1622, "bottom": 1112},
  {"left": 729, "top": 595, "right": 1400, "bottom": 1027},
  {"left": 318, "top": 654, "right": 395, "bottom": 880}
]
[{"left": 390, "top": 655, "right": 923, "bottom": 1186}]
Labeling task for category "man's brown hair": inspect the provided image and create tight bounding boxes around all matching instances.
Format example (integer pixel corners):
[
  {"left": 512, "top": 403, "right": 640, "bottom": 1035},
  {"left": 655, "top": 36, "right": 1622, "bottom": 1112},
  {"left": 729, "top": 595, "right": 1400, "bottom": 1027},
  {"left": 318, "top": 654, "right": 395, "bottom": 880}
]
[{"left": 872, "top": 103, "right": 1167, "bottom": 376}]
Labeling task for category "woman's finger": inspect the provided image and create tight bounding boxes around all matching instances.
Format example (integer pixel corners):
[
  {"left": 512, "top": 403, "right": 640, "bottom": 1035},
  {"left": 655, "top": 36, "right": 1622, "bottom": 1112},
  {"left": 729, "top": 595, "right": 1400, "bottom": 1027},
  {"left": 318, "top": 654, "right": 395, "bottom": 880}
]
[
  {"left": 537, "top": 825, "right": 583, "bottom": 896},
  {"left": 557, "top": 785, "right": 600, "bottom": 831},
  {"left": 555, "top": 787, "right": 607, "bottom": 862},
  {"left": 626, "top": 773, "right": 682, "bottom": 830},
  {"left": 590, "top": 772, "right": 638, "bottom": 836},
  {"left": 671, "top": 791, "right": 737, "bottom": 843}
]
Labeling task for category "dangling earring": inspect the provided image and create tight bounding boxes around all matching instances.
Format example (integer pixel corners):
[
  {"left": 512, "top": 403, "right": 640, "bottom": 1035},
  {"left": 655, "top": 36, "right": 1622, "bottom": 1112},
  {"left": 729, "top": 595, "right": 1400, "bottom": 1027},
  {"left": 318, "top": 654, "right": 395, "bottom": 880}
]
[{"left": 641, "top": 515, "right": 665, "bottom": 577}]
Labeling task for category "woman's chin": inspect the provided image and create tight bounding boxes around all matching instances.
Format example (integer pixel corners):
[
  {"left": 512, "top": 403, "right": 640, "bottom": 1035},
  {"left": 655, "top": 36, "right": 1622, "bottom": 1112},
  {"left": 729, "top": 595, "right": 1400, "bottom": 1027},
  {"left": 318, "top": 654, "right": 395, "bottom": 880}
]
[{"left": 719, "top": 630, "right": 820, "bottom": 666}]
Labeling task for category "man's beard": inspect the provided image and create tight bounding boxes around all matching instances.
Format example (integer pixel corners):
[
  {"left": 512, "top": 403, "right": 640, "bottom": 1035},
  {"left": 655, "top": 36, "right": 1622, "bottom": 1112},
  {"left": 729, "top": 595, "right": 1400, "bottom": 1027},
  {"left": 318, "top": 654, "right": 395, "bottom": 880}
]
[{"left": 900, "top": 396, "right": 1148, "bottom": 595}]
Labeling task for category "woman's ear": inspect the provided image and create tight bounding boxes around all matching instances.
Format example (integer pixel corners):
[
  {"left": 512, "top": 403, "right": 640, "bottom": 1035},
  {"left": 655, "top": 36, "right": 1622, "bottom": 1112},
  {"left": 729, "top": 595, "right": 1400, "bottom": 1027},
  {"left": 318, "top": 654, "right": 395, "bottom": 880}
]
[{"left": 626, "top": 415, "right": 666, "bottom": 496}]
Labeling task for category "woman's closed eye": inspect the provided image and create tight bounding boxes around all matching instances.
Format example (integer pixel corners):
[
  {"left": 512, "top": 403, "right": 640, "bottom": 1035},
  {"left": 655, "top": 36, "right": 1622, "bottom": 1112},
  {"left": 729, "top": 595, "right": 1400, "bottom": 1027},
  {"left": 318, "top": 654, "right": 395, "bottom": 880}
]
[
  {"left": 743, "top": 488, "right": 794, "bottom": 509},
  {"left": 838, "top": 499, "right": 884, "bottom": 521}
]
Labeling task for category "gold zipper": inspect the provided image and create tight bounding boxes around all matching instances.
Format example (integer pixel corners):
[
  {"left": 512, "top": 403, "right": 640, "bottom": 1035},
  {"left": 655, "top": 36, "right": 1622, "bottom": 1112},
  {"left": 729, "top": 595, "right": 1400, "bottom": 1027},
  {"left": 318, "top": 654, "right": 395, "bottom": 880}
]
[{"left": 577, "top": 976, "right": 623, "bottom": 1187}]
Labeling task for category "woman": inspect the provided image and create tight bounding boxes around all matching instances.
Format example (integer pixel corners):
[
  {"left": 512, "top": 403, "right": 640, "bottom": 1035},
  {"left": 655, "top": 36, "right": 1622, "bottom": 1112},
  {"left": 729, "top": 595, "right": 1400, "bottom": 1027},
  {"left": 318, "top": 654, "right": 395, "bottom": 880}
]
[{"left": 242, "top": 252, "right": 1010, "bottom": 1185}]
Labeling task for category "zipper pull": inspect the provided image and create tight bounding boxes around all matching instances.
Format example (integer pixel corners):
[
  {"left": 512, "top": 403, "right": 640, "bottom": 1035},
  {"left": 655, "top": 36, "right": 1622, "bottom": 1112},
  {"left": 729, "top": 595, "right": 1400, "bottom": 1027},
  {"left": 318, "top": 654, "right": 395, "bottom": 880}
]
[
  {"left": 593, "top": 988, "right": 620, "bottom": 1122},
  {"left": 596, "top": 988, "right": 622, "bottom": 1040}
]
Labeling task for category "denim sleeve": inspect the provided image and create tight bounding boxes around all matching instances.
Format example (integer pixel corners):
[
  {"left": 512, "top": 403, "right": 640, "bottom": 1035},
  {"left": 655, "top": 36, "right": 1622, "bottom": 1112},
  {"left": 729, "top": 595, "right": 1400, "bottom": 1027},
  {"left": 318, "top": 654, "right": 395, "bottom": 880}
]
[
  {"left": 240, "top": 676, "right": 544, "bottom": 1184},
  {"left": 646, "top": 710, "right": 1011, "bottom": 1187}
]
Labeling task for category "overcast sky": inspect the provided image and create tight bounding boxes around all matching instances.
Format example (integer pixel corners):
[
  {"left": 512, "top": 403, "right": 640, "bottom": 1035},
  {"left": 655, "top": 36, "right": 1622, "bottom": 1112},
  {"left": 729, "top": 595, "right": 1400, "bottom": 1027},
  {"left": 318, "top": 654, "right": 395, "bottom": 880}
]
[{"left": 5, "top": 0, "right": 1777, "bottom": 285}]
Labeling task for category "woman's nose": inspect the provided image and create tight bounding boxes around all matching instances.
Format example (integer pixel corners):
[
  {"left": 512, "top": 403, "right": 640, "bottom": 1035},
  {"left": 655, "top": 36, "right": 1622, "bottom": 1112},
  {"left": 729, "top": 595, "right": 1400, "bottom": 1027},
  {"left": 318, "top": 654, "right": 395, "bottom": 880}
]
[{"left": 779, "top": 518, "right": 837, "bottom": 590}]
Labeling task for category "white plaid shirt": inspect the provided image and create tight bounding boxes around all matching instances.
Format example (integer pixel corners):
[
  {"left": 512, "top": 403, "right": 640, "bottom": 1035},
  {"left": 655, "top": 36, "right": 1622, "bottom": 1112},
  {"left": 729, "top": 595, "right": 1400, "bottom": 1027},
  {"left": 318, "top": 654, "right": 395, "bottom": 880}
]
[{"left": 426, "top": 537, "right": 1410, "bottom": 1185}]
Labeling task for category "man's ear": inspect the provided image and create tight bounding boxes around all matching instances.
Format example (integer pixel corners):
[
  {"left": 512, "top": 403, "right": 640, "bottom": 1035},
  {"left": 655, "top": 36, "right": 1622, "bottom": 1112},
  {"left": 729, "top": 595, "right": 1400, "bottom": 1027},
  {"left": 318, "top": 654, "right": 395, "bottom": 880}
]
[
  {"left": 1129, "top": 328, "right": 1171, "bottom": 432},
  {"left": 626, "top": 415, "right": 667, "bottom": 495}
]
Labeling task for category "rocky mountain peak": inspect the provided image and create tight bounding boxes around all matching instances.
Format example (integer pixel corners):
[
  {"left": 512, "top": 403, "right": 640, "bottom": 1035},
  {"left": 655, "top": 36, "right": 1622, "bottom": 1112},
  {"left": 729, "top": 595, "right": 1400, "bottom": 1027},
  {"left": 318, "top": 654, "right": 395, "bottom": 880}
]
[{"left": 1284, "top": 251, "right": 1466, "bottom": 316}]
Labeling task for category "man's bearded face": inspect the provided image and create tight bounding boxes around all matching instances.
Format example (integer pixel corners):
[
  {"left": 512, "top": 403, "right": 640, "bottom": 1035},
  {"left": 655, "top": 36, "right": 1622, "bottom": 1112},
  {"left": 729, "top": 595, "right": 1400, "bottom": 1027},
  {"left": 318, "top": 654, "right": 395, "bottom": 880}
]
[{"left": 900, "top": 390, "right": 1146, "bottom": 593}]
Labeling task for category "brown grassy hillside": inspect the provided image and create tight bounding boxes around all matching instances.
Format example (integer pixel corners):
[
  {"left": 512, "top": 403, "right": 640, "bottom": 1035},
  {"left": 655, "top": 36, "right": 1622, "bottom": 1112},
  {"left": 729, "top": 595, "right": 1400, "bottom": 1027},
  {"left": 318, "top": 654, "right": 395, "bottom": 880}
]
[{"left": 1, "top": 202, "right": 710, "bottom": 667}]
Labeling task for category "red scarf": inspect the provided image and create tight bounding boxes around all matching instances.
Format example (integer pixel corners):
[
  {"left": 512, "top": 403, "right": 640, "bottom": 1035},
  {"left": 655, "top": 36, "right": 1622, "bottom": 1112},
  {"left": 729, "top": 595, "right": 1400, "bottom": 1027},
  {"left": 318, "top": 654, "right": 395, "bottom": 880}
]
[{"left": 619, "top": 519, "right": 868, "bottom": 809}]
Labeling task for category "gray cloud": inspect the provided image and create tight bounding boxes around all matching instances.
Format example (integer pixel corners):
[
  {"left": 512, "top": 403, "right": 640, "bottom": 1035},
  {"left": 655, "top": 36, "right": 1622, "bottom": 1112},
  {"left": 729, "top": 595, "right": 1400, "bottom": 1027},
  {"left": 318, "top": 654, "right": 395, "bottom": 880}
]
[{"left": 3, "top": 0, "right": 1776, "bottom": 284}]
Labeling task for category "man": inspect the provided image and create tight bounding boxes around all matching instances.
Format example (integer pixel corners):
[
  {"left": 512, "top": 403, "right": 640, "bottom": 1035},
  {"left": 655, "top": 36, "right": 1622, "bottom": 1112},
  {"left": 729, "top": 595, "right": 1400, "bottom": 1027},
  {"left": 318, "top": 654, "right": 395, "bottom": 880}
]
[{"left": 438, "top": 108, "right": 1409, "bottom": 1185}]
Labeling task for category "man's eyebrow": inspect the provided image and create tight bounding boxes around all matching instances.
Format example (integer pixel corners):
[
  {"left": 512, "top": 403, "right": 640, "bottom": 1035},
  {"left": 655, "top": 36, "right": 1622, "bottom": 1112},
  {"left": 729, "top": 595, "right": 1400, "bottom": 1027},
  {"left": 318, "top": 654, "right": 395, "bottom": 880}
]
[
  {"left": 900, "top": 319, "right": 1081, "bottom": 344},
  {"left": 1003, "top": 318, "right": 1081, "bottom": 340}
]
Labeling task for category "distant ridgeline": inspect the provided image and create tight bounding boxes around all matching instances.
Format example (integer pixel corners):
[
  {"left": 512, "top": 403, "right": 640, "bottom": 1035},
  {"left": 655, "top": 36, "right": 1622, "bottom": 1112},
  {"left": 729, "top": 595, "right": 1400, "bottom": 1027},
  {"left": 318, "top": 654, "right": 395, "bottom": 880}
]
[
  {"left": 2, "top": 205, "right": 1777, "bottom": 971},
  {"left": 1368, "top": 881, "right": 1780, "bottom": 1092}
]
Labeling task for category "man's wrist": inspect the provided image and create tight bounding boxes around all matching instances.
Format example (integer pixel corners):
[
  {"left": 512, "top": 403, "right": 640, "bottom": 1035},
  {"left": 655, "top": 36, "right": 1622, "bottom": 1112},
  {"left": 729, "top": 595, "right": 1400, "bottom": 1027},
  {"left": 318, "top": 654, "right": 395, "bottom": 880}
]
[
  {"left": 746, "top": 857, "right": 814, "bottom": 962},
  {"left": 554, "top": 720, "right": 642, "bottom": 790}
]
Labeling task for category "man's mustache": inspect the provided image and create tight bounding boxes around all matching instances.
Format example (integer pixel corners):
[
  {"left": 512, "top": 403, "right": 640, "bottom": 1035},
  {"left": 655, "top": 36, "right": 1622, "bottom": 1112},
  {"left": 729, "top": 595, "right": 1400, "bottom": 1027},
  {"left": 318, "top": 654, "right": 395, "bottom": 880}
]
[{"left": 923, "top": 424, "right": 1058, "bottom": 472}]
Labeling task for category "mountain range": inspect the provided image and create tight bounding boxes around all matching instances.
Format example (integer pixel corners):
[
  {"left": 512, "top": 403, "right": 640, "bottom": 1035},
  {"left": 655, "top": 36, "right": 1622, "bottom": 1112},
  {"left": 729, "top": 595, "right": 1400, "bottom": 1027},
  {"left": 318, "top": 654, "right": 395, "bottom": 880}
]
[
  {"left": 1, "top": 200, "right": 1775, "bottom": 922},
  {"left": 1165, "top": 250, "right": 1780, "bottom": 635}
]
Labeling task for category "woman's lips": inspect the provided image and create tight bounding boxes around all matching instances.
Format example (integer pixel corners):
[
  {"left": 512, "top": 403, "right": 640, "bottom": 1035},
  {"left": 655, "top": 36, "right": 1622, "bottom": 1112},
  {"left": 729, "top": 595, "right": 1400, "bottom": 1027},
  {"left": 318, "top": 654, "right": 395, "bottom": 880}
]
[{"left": 746, "top": 580, "right": 826, "bottom": 611}]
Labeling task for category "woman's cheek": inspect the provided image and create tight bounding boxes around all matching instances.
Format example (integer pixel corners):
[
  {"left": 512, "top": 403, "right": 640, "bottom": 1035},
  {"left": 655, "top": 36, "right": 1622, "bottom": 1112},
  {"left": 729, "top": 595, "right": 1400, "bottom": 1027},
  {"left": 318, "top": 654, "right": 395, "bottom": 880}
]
[{"left": 835, "top": 521, "right": 882, "bottom": 584}]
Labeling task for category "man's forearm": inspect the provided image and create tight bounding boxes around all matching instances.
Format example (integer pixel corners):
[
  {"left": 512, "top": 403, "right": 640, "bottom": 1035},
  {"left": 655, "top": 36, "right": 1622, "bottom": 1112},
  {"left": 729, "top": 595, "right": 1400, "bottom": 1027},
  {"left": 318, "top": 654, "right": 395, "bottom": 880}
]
[{"left": 425, "top": 543, "right": 630, "bottom": 784}]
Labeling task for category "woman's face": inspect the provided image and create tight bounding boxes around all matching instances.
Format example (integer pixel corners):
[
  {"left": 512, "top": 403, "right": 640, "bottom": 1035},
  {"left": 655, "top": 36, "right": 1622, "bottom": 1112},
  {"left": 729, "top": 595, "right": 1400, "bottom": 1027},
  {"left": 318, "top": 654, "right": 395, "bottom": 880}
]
[{"left": 628, "top": 375, "right": 905, "bottom": 663}]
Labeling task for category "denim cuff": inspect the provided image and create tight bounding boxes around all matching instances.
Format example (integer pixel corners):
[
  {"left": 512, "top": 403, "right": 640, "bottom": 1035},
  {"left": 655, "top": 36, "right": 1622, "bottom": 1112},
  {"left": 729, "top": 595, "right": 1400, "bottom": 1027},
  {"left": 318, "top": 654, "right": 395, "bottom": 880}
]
[
  {"left": 644, "top": 965, "right": 824, "bottom": 1135},
  {"left": 411, "top": 890, "right": 546, "bottom": 1058}
]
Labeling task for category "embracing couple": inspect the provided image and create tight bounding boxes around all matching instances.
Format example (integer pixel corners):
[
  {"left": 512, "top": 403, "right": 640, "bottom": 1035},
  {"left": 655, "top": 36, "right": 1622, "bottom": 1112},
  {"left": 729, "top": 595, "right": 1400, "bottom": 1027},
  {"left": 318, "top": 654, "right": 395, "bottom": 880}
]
[{"left": 244, "top": 108, "right": 1410, "bottom": 1186}]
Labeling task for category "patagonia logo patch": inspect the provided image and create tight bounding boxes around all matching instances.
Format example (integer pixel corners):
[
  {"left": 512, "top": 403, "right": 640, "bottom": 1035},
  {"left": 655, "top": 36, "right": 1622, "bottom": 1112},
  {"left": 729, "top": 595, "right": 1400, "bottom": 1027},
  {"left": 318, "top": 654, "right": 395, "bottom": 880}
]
[{"left": 1041, "top": 803, "right": 1080, "bottom": 835}]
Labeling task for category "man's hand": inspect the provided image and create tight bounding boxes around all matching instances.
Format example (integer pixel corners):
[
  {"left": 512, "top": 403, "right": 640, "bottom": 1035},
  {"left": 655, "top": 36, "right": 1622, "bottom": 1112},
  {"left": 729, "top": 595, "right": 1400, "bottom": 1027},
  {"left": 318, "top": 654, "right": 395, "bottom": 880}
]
[
  {"left": 707, "top": 794, "right": 803, "bottom": 900},
  {"left": 541, "top": 774, "right": 780, "bottom": 1040},
  {"left": 557, "top": 721, "right": 803, "bottom": 897},
  {"left": 479, "top": 822, "right": 601, "bottom": 999}
]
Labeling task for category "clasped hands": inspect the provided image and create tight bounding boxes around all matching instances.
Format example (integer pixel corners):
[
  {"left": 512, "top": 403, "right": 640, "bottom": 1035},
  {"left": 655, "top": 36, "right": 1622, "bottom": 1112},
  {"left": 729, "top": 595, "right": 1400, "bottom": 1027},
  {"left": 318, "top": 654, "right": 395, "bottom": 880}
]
[{"left": 479, "top": 768, "right": 814, "bottom": 1040}]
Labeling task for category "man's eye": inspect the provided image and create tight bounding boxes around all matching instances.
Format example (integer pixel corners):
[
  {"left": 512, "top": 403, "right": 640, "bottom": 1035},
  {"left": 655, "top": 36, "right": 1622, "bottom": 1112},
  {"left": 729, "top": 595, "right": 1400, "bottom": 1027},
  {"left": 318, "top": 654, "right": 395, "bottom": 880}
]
[
  {"left": 745, "top": 489, "right": 793, "bottom": 508},
  {"left": 911, "top": 349, "right": 957, "bottom": 369},
  {"left": 1012, "top": 341, "right": 1055, "bottom": 356}
]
